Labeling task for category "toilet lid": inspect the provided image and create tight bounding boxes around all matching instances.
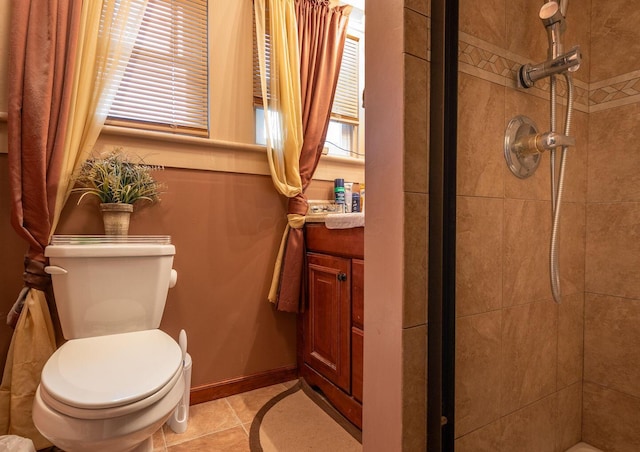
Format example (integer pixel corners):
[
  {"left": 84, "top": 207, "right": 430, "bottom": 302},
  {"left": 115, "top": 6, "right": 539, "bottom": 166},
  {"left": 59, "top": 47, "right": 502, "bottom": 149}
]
[{"left": 41, "top": 330, "right": 183, "bottom": 409}]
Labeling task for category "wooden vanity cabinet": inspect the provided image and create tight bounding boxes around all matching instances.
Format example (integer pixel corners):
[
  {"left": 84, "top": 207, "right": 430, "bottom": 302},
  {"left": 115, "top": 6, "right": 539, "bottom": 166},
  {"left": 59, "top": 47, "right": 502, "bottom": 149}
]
[{"left": 301, "top": 224, "right": 364, "bottom": 429}]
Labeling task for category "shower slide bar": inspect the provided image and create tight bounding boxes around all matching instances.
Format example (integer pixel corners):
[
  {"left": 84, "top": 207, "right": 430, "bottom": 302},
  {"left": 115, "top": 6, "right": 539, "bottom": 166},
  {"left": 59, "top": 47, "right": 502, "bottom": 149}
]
[{"left": 503, "top": 0, "right": 580, "bottom": 304}]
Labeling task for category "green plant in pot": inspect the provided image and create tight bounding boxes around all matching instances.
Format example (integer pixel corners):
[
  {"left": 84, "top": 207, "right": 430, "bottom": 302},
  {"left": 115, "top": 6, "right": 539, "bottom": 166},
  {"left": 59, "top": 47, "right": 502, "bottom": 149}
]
[{"left": 72, "top": 148, "right": 164, "bottom": 235}]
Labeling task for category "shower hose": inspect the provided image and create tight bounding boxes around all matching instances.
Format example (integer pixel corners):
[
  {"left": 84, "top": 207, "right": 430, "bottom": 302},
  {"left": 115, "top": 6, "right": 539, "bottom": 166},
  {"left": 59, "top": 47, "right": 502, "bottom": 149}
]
[{"left": 549, "top": 72, "right": 574, "bottom": 304}]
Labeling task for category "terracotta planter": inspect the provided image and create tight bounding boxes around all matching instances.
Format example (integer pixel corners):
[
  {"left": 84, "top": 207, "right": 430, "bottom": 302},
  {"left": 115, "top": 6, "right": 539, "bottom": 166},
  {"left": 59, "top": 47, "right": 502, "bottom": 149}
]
[{"left": 100, "top": 203, "right": 134, "bottom": 235}]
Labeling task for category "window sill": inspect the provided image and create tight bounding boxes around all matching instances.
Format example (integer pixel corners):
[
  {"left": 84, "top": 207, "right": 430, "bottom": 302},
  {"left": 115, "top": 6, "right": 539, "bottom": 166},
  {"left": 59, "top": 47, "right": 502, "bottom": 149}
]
[
  {"left": 1, "top": 119, "right": 365, "bottom": 182},
  {"left": 96, "top": 125, "right": 364, "bottom": 182}
]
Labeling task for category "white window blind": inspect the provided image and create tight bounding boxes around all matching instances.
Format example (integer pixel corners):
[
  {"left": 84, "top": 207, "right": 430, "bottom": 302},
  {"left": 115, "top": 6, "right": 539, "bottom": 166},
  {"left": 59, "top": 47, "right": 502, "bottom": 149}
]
[
  {"left": 253, "top": 23, "right": 360, "bottom": 123},
  {"left": 252, "top": 4, "right": 270, "bottom": 105},
  {"left": 107, "top": 0, "right": 209, "bottom": 137},
  {"left": 332, "top": 35, "right": 360, "bottom": 122}
]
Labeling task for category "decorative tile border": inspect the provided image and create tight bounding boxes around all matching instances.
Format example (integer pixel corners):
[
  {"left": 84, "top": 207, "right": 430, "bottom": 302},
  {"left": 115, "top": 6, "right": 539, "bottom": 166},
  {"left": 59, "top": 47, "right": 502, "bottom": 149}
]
[
  {"left": 458, "top": 36, "right": 521, "bottom": 83},
  {"left": 589, "top": 70, "right": 640, "bottom": 112},
  {"left": 459, "top": 32, "right": 634, "bottom": 114}
]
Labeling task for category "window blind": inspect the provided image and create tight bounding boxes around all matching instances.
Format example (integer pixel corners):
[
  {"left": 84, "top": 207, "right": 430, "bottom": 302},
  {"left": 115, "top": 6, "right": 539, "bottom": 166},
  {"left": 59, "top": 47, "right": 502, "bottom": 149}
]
[
  {"left": 331, "top": 35, "right": 360, "bottom": 122},
  {"left": 107, "top": 0, "right": 209, "bottom": 137},
  {"left": 253, "top": 19, "right": 360, "bottom": 123},
  {"left": 252, "top": 3, "right": 270, "bottom": 105}
]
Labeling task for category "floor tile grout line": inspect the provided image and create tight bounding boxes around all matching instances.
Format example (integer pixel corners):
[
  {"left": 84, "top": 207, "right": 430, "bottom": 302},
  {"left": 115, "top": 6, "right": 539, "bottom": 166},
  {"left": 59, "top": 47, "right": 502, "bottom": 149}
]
[
  {"left": 224, "top": 397, "right": 249, "bottom": 435},
  {"left": 165, "top": 423, "right": 249, "bottom": 448},
  {"left": 165, "top": 382, "right": 297, "bottom": 449},
  {"left": 163, "top": 398, "right": 248, "bottom": 448},
  {"left": 240, "top": 421, "right": 253, "bottom": 436},
  {"left": 156, "top": 427, "right": 168, "bottom": 451}
]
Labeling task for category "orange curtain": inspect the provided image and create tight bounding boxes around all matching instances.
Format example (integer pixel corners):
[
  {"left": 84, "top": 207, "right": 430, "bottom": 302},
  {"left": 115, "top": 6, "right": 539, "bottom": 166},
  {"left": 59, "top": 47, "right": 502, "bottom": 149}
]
[
  {"left": 1, "top": 0, "right": 82, "bottom": 446},
  {"left": 6, "top": 0, "right": 81, "bottom": 325},
  {"left": 274, "top": 0, "right": 351, "bottom": 312}
]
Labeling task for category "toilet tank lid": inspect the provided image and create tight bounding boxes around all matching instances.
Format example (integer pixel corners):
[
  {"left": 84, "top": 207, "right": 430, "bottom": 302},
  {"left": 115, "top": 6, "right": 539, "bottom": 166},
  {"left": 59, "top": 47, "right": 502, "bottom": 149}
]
[
  {"left": 51, "top": 235, "right": 171, "bottom": 245},
  {"left": 46, "top": 236, "right": 175, "bottom": 257}
]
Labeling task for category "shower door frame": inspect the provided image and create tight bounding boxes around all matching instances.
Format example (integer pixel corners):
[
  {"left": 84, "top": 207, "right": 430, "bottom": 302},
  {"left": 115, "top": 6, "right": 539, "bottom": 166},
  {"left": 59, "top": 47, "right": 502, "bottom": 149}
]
[{"left": 427, "top": 0, "right": 458, "bottom": 450}]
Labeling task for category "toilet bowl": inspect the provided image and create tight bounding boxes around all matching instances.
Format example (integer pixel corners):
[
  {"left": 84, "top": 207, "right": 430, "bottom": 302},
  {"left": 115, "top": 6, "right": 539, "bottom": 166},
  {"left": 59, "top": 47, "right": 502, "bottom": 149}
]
[
  {"left": 33, "top": 236, "right": 185, "bottom": 452},
  {"left": 33, "top": 330, "right": 185, "bottom": 452}
]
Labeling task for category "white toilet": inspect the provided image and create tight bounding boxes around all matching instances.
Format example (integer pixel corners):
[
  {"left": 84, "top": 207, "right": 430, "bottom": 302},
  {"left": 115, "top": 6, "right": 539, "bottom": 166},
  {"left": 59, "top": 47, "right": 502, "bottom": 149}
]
[{"left": 32, "top": 235, "right": 185, "bottom": 452}]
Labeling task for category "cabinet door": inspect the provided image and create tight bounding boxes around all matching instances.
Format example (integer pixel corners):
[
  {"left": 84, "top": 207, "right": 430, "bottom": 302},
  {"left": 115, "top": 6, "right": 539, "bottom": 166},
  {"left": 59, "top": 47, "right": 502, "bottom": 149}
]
[{"left": 304, "top": 252, "right": 351, "bottom": 393}]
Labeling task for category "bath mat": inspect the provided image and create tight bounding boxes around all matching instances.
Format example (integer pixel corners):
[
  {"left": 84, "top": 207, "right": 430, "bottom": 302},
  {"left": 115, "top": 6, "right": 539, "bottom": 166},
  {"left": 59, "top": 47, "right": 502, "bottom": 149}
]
[{"left": 249, "top": 380, "right": 362, "bottom": 452}]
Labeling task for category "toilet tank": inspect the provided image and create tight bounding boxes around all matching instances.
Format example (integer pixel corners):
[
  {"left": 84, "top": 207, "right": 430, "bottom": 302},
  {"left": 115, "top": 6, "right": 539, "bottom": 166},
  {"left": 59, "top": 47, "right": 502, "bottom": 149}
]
[{"left": 45, "top": 236, "right": 177, "bottom": 340}]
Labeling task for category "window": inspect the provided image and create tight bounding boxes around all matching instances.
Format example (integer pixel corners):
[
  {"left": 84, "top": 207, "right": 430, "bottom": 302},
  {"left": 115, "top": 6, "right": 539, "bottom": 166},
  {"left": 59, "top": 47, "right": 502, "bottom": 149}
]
[
  {"left": 106, "top": 0, "right": 209, "bottom": 137},
  {"left": 324, "top": 34, "right": 362, "bottom": 158},
  {"left": 253, "top": 4, "right": 365, "bottom": 159}
]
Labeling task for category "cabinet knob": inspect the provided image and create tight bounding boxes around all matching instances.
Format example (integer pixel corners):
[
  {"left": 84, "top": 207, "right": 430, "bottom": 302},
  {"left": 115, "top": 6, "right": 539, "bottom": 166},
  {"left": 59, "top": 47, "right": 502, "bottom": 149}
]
[{"left": 337, "top": 272, "right": 347, "bottom": 282}]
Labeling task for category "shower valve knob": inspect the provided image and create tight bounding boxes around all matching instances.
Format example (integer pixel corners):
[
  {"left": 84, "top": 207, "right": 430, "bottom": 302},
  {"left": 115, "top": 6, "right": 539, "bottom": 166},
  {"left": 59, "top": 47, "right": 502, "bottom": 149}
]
[
  {"left": 514, "top": 131, "right": 575, "bottom": 155},
  {"left": 540, "top": 131, "right": 575, "bottom": 149}
]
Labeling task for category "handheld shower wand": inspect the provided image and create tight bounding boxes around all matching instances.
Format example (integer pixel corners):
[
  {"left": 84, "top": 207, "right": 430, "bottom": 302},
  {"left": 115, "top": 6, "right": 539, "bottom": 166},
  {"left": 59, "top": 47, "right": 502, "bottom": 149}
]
[
  {"left": 540, "top": 0, "right": 566, "bottom": 58},
  {"left": 518, "top": 0, "right": 581, "bottom": 89}
]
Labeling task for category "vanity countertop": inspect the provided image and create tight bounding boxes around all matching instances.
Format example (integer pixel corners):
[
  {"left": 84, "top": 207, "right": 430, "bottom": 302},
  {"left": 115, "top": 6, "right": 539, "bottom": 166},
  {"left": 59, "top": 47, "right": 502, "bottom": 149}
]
[
  {"left": 305, "top": 212, "right": 364, "bottom": 229},
  {"left": 306, "top": 200, "right": 364, "bottom": 228}
]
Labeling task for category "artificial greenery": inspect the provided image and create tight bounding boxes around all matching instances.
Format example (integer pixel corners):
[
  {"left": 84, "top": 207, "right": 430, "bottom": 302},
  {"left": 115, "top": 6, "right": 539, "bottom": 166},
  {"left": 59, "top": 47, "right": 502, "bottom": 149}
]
[{"left": 73, "top": 148, "right": 164, "bottom": 205}]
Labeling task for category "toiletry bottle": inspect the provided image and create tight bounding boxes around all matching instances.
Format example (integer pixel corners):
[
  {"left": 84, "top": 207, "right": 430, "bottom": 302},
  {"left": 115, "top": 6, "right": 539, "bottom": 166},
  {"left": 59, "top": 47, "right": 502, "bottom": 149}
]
[
  {"left": 344, "top": 182, "right": 353, "bottom": 213},
  {"left": 359, "top": 183, "right": 365, "bottom": 213},
  {"left": 352, "top": 192, "right": 360, "bottom": 212},
  {"left": 334, "top": 178, "right": 345, "bottom": 213}
]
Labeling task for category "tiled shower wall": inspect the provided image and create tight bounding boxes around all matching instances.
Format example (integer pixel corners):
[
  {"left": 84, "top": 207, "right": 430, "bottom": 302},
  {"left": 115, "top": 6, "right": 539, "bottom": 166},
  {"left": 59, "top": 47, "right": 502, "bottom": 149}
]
[
  {"left": 454, "top": 0, "right": 589, "bottom": 450},
  {"left": 583, "top": 1, "right": 640, "bottom": 450},
  {"left": 402, "top": 0, "right": 430, "bottom": 449},
  {"left": 454, "top": 0, "right": 640, "bottom": 451}
]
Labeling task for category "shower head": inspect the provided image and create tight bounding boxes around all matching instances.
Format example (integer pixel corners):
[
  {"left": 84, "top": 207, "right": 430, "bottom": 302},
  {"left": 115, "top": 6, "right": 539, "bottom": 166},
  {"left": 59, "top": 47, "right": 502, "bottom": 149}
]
[
  {"left": 540, "top": 1, "right": 564, "bottom": 27},
  {"left": 517, "top": 0, "right": 580, "bottom": 88},
  {"left": 539, "top": 1, "right": 566, "bottom": 59}
]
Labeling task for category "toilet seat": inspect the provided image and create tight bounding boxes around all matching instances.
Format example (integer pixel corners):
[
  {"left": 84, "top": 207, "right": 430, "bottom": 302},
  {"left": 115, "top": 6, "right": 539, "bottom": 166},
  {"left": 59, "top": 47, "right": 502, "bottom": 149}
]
[
  {"left": 40, "top": 329, "right": 183, "bottom": 420},
  {"left": 38, "top": 367, "right": 183, "bottom": 420}
]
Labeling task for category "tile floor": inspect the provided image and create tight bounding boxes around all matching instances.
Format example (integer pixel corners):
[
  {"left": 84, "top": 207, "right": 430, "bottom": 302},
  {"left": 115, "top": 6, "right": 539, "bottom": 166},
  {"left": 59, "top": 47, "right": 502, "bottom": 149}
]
[{"left": 152, "top": 380, "right": 297, "bottom": 451}]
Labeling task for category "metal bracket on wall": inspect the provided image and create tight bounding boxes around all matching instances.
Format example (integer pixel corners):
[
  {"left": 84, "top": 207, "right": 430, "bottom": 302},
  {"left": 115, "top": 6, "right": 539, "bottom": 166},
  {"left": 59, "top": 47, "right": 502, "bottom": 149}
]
[{"left": 504, "top": 115, "right": 541, "bottom": 179}]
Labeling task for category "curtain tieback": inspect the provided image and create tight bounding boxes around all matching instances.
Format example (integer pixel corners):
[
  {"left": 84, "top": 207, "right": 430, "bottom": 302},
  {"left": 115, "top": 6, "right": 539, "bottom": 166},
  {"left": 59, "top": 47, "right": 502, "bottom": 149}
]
[
  {"left": 7, "top": 257, "right": 51, "bottom": 327},
  {"left": 287, "top": 213, "right": 306, "bottom": 229},
  {"left": 287, "top": 195, "right": 308, "bottom": 229},
  {"left": 23, "top": 257, "right": 51, "bottom": 291}
]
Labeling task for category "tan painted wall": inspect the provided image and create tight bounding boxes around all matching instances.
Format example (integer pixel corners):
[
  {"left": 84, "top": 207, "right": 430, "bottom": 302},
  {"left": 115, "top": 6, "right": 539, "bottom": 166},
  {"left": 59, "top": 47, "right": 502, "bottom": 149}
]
[
  {"left": 363, "top": 0, "right": 404, "bottom": 449},
  {"left": 0, "top": 154, "right": 336, "bottom": 388},
  {"left": 363, "top": 0, "right": 430, "bottom": 450}
]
